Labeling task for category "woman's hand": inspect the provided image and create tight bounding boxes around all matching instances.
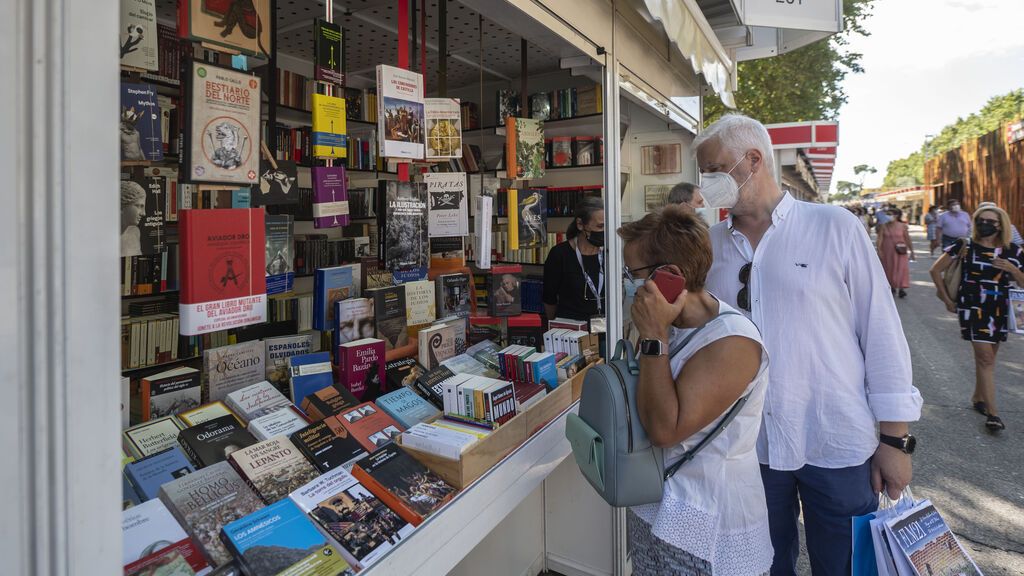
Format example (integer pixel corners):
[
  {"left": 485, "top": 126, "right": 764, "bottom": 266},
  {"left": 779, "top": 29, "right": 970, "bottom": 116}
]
[
  {"left": 992, "top": 257, "right": 1024, "bottom": 283},
  {"left": 631, "top": 281, "right": 686, "bottom": 342},
  {"left": 943, "top": 298, "right": 957, "bottom": 314}
]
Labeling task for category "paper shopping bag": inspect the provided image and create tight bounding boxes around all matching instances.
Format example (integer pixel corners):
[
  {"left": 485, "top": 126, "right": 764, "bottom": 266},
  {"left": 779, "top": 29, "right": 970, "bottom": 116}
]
[{"left": 851, "top": 512, "right": 879, "bottom": 576}]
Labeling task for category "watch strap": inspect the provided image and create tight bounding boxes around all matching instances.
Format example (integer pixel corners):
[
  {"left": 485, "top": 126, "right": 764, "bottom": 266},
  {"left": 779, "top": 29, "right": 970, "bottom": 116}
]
[{"left": 879, "top": 433, "right": 907, "bottom": 452}]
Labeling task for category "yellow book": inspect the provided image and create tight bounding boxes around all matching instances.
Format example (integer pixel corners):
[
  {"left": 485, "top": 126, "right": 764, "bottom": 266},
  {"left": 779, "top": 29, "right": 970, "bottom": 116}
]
[
  {"left": 507, "top": 188, "right": 519, "bottom": 250},
  {"left": 312, "top": 93, "right": 347, "bottom": 159}
]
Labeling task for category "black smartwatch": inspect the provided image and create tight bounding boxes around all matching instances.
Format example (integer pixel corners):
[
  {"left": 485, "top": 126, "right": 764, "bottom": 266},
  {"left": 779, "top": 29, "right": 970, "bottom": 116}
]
[
  {"left": 879, "top": 433, "right": 916, "bottom": 455},
  {"left": 639, "top": 339, "right": 665, "bottom": 356}
]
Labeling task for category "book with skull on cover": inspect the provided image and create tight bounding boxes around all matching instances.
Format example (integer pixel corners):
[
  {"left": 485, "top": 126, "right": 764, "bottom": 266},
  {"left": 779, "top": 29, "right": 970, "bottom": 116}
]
[{"left": 424, "top": 172, "right": 468, "bottom": 238}]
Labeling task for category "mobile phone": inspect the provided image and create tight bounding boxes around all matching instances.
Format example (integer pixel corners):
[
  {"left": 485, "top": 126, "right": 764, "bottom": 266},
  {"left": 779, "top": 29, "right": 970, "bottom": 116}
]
[{"left": 650, "top": 268, "right": 685, "bottom": 302}]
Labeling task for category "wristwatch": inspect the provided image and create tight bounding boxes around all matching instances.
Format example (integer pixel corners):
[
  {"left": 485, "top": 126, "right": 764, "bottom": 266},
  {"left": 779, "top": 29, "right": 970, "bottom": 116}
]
[
  {"left": 639, "top": 339, "right": 665, "bottom": 356},
  {"left": 879, "top": 433, "right": 917, "bottom": 455}
]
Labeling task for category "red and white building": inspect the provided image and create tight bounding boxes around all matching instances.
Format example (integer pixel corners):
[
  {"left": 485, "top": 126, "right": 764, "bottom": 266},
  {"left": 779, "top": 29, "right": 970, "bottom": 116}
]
[{"left": 766, "top": 121, "right": 839, "bottom": 202}]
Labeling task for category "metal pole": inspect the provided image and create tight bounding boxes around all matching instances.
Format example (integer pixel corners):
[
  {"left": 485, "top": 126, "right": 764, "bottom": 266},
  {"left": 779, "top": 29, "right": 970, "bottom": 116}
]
[
  {"left": 520, "top": 38, "right": 528, "bottom": 115},
  {"left": 438, "top": 0, "right": 447, "bottom": 96}
]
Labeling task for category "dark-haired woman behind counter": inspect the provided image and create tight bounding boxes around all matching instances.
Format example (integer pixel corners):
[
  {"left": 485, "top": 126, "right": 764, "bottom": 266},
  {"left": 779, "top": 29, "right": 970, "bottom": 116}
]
[{"left": 542, "top": 197, "right": 606, "bottom": 323}]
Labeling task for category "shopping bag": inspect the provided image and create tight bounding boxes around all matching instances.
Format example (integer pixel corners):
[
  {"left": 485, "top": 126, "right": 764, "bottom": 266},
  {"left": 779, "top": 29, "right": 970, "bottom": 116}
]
[
  {"left": 851, "top": 511, "right": 879, "bottom": 576},
  {"left": 883, "top": 499, "right": 984, "bottom": 576},
  {"left": 870, "top": 489, "right": 918, "bottom": 576}
]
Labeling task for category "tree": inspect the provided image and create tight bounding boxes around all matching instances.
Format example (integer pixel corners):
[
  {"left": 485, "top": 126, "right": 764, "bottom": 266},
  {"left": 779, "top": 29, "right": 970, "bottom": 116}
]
[
  {"left": 704, "top": 0, "right": 876, "bottom": 124},
  {"left": 853, "top": 164, "right": 877, "bottom": 188},
  {"left": 883, "top": 152, "right": 924, "bottom": 188},
  {"left": 830, "top": 180, "right": 862, "bottom": 202}
]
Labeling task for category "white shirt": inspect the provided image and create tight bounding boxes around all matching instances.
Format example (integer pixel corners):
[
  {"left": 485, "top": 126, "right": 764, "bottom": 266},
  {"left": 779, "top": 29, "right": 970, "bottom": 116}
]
[
  {"left": 706, "top": 193, "right": 923, "bottom": 471},
  {"left": 631, "top": 303, "right": 772, "bottom": 575}
]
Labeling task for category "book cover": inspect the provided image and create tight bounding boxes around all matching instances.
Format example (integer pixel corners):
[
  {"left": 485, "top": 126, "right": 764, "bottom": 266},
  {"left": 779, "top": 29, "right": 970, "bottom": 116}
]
[
  {"left": 337, "top": 403, "right": 405, "bottom": 453},
  {"left": 263, "top": 334, "right": 315, "bottom": 398},
  {"left": 412, "top": 365, "right": 453, "bottom": 410},
  {"left": 496, "top": 89, "right": 520, "bottom": 126},
  {"left": 434, "top": 316, "right": 468, "bottom": 355},
  {"left": 124, "top": 416, "right": 187, "bottom": 459},
  {"left": 313, "top": 19, "right": 344, "bottom": 85},
  {"left": 529, "top": 92, "right": 550, "bottom": 121},
  {"left": 551, "top": 137, "right": 573, "bottom": 167},
  {"left": 255, "top": 159, "right": 299, "bottom": 206},
  {"left": 369, "top": 285, "right": 409, "bottom": 350},
  {"left": 472, "top": 194, "right": 493, "bottom": 269},
  {"left": 299, "top": 384, "right": 360, "bottom": 422},
  {"left": 489, "top": 265, "right": 522, "bottom": 317},
  {"left": 506, "top": 118, "right": 545, "bottom": 180},
  {"left": 417, "top": 324, "right": 457, "bottom": 370},
  {"left": 424, "top": 172, "right": 469, "bottom": 238},
  {"left": 313, "top": 264, "right": 357, "bottom": 331},
  {"left": 351, "top": 443, "right": 456, "bottom": 526},
  {"left": 290, "top": 467, "right": 413, "bottom": 571},
  {"left": 288, "top": 352, "right": 334, "bottom": 408},
  {"left": 120, "top": 170, "right": 167, "bottom": 258},
  {"left": 337, "top": 338, "right": 387, "bottom": 401},
  {"left": 122, "top": 499, "right": 210, "bottom": 576},
  {"left": 400, "top": 422, "right": 478, "bottom": 460},
  {"left": 312, "top": 93, "right": 348, "bottom": 159},
  {"left": 429, "top": 236, "right": 465, "bottom": 270},
  {"left": 229, "top": 436, "right": 320, "bottom": 504},
  {"left": 290, "top": 417, "right": 368, "bottom": 473},
  {"left": 886, "top": 502, "right": 982, "bottom": 576},
  {"left": 121, "top": 82, "right": 164, "bottom": 162},
  {"left": 178, "top": 401, "right": 238, "bottom": 427},
  {"left": 178, "top": 414, "right": 257, "bottom": 469},
  {"left": 424, "top": 98, "right": 462, "bottom": 159},
  {"left": 225, "top": 380, "right": 293, "bottom": 424},
  {"left": 376, "top": 387, "right": 441, "bottom": 429},
  {"left": 184, "top": 61, "right": 261, "bottom": 185},
  {"left": 311, "top": 166, "right": 350, "bottom": 228},
  {"left": 379, "top": 181, "right": 429, "bottom": 283},
  {"left": 508, "top": 313, "right": 544, "bottom": 349},
  {"left": 264, "top": 215, "right": 294, "bottom": 295},
  {"left": 220, "top": 499, "right": 349, "bottom": 576},
  {"left": 140, "top": 366, "right": 202, "bottom": 421},
  {"left": 204, "top": 340, "right": 266, "bottom": 403},
  {"left": 178, "top": 208, "right": 267, "bottom": 335},
  {"left": 384, "top": 359, "right": 427, "bottom": 394},
  {"left": 247, "top": 405, "right": 310, "bottom": 442},
  {"left": 178, "top": 0, "right": 272, "bottom": 57},
  {"left": 404, "top": 279, "right": 436, "bottom": 327},
  {"left": 436, "top": 273, "right": 471, "bottom": 319},
  {"left": 158, "top": 461, "right": 264, "bottom": 567},
  {"left": 125, "top": 447, "right": 196, "bottom": 501},
  {"left": 376, "top": 65, "right": 425, "bottom": 159},
  {"left": 1009, "top": 288, "right": 1024, "bottom": 334},
  {"left": 335, "top": 297, "right": 375, "bottom": 346},
  {"left": 119, "top": 0, "right": 158, "bottom": 71},
  {"left": 575, "top": 136, "right": 597, "bottom": 165}
]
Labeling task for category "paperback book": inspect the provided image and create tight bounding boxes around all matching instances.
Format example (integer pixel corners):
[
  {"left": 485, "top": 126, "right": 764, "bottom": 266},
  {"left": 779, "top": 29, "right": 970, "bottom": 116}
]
[
  {"left": 489, "top": 265, "right": 522, "bottom": 316},
  {"left": 436, "top": 273, "right": 471, "bottom": 319},
  {"left": 264, "top": 214, "right": 294, "bottom": 295},
  {"left": 228, "top": 436, "right": 320, "bottom": 504},
  {"left": 384, "top": 357, "right": 427, "bottom": 392},
  {"left": 119, "top": 0, "right": 158, "bottom": 71},
  {"left": 335, "top": 297, "right": 375, "bottom": 346},
  {"left": 255, "top": 159, "right": 299, "bottom": 206},
  {"left": 886, "top": 501, "right": 982, "bottom": 576},
  {"left": 248, "top": 405, "right": 310, "bottom": 442},
  {"left": 336, "top": 403, "right": 405, "bottom": 453},
  {"left": 351, "top": 443, "right": 456, "bottom": 526},
  {"left": 376, "top": 64, "right": 425, "bottom": 159},
  {"left": 178, "top": 401, "right": 237, "bottom": 427},
  {"left": 506, "top": 189, "right": 547, "bottom": 250},
  {"left": 300, "top": 383, "right": 360, "bottom": 422},
  {"left": 369, "top": 285, "right": 409, "bottom": 350},
  {"left": 337, "top": 338, "right": 387, "bottom": 401},
  {"left": 122, "top": 499, "right": 210, "bottom": 576},
  {"left": 138, "top": 366, "right": 201, "bottom": 422},
  {"left": 123, "top": 416, "right": 186, "bottom": 460},
  {"left": 288, "top": 352, "right": 335, "bottom": 408},
  {"left": 120, "top": 82, "right": 164, "bottom": 162},
  {"left": 177, "top": 0, "right": 272, "bottom": 57},
  {"left": 378, "top": 181, "right": 429, "bottom": 283},
  {"left": 506, "top": 118, "right": 545, "bottom": 180},
  {"left": 178, "top": 414, "right": 257, "bottom": 468},
  {"left": 417, "top": 324, "right": 457, "bottom": 370},
  {"left": 376, "top": 387, "right": 441, "bottom": 429},
  {"left": 263, "top": 334, "right": 315, "bottom": 398},
  {"left": 313, "top": 264, "right": 358, "bottom": 331},
  {"left": 314, "top": 19, "right": 344, "bottom": 85},
  {"left": 312, "top": 93, "right": 348, "bottom": 159},
  {"left": 311, "top": 166, "right": 351, "bottom": 228},
  {"left": 120, "top": 170, "right": 167, "bottom": 257},
  {"left": 424, "top": 172, "right": 469, "bottom": 238},
  {"left": 404, "top": 279, "right": 437, "bottom": 327},
  {"left": 124, "top": 447, "right": 195, "bottom": 501},
  {"left": 204, "top": 340, "right": 266, "bottom": 403},
  {"left": 184, "top": 61, "right": 261, "bottom": 185},
  {"left": 424, "top": 98, "right": 462, "bottom": 159},
  {"left": 226, "top": 380, "right": 293, "bottom": 424}
]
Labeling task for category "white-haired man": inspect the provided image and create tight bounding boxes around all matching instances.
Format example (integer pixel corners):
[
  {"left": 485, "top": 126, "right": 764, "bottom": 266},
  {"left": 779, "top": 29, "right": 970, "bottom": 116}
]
[{"left": 695, "top": 114, "right": 923, "bottom": 575}]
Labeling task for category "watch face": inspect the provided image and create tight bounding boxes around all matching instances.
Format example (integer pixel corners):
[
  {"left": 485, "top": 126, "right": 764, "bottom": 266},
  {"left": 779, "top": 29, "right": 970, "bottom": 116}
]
[
  {"left": 904, "top": 435, "right": 917, "bottom": 454},
  {"left": 641, "top": 340, "right": 662, "bottom": 355}
]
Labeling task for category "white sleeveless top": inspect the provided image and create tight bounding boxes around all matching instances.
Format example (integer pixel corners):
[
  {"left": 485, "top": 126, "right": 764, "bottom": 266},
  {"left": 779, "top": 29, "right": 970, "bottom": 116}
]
[{"left": 630, "top": 303, "right": 773, "bottom": 575}]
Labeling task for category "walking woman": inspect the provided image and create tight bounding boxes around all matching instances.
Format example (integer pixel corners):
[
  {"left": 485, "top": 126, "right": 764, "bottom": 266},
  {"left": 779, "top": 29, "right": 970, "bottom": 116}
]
[
  {"left": 929, "top": 204, "right": 1024, "bottom": 432},
  {"left": 878, "top": 208, "right": 915, "bottom": 298},
  {"left": 924, "top": 205, "right": 939, "bottom": 255}
]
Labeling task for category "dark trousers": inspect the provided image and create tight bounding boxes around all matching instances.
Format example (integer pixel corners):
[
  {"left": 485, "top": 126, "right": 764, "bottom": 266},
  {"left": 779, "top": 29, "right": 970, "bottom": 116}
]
[
  {"left": 941, "top": 234, "right": 959, "bottom": 250},
  {"left": 760, "top": 461, "right": 877, "bottom": 576}
]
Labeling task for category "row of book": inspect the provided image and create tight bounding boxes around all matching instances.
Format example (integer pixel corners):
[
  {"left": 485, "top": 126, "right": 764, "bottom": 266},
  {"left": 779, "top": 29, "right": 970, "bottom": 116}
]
[
  {"left": 121, "top": 249, "right": 179, "bottom": 297},
  {"left": 547, "top": 136, "right": 604, "bottom": 167},
  {"left": 275, "top": 67, "right": 316, "bottom": 111},
  {"left": 496, "top": 84, "right": 603, "bottom": 125},
  {"left": 294, "top": 236, "right": 365, "bottom": 276},
  {"left": 466, "top": 230, "right": 570, "bottom": 265},
  {"left": 494, "top": 186, "right": 603, "bottom": 218}
]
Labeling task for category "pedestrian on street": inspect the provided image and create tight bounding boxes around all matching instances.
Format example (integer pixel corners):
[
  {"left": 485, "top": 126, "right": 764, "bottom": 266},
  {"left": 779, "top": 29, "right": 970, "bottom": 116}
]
[
  {"left": 924, "top": 205, "right": 940, "bottom": 255},
  {"left": 937, "top": 199, "right": 971, "bottom": 250},
  {"left": 873, "top": 205, "right": 891, "bottom": 237},
  {"left": 929, "top": 204, "right": 1024, "bottom": 432},
  {"left": 978, "top": 202, "right": 1024, "bottom": 246},
  {"left": 878, "top": 208, "right": 915, "bottom": 298},
  {"left": 695, "top": 114, "right": 922, "bottom": 576}
]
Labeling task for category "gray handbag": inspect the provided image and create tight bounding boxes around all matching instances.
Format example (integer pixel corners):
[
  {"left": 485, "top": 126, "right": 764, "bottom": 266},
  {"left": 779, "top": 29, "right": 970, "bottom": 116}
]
[{"left": 565, "top": 311, "right": 748, "bottom": 508}]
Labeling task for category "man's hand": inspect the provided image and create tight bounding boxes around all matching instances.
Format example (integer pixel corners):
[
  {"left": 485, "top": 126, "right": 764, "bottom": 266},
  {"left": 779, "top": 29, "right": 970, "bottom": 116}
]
[{"left": 872, "top": 443, "right": 913, "bottom": 500}]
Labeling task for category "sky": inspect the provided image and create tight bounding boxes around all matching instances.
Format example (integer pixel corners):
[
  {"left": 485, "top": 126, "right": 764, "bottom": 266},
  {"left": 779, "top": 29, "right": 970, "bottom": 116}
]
[{"left": 831, "top": 0, "right": 1024, "bottom": 192}]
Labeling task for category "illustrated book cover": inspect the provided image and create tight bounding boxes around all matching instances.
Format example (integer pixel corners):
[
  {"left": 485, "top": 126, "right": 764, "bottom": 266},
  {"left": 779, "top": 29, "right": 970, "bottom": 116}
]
[
  {"left": 228, "top": 436, "right": 320, "bottom": 505},
  {"left": 424, "top": 172, "right": 469, "bottom": 238},
  {"left": 184, "top": 61, "right": 261, "bottom": 185},
  {"left": 178, "top": 414, "right": 257, "bottom": 469},
  {"left": 335, "top": 297, "right": 375, "bottom": 347},
  {"left": 313, "top": 264, "right": 358, "bottom": 331},
  {"left": 124, "top": 446, "right": 196, "bottom": 501},
  {"left": 120, "top": 169, "right": 167, "bottom": 258},
  {"left": 203, "top": 340, "right": 266, "bottom": 403},
  {"left": 506, "top": 117, "right": 545, "bottom": 180},
  {"left": 350, "top": 443, "right": 456, "bottom": 526},
  {"left": 122, "top": 498, "right": 210, "bottom": 576},
  {"left": 375, "top": 387, "right": 441, "bottom": 429},
  {"left": 424, "top": 98, "right": 462, "bottom": 159},
  {"left": 376, "top": 64, "right": 425, "bottom": 159},
  {"left": 378, "top": 181, "right": 429, "bottom": 283},
  {"left": 299, "top": 383, "right": 360, "bottom": 422},
  {"left": 263, "top": 334, "right": 315, "bottom": 398},
  {"left": 336, "top": 402, "right": 405, "bottom": 453},
  {"left": 178, "top": 0, "right": 272, "bottom": 57},
  {"left": 255, "top": 159, "right": 299, "bottom": 206},
  {"left": 290, "top": 416, "right": 368, "bottom": 473},
  {"left": 121, "top": 82, "right": 164, "bottom": 162},
  {"left": 403, "top": 279, "right": 436, "bottom": 328},
  {"left": 138, "top": 366, "right": 202, "bottom": 422},
  {"left": 368, "top": 285, "right": 409, "bottom": 350},
  {"left": 119, "top": 0, "right": 159, "bottom": 71},
  {"left": 264, "top": 214, "right": 294, "bottom": 295}
]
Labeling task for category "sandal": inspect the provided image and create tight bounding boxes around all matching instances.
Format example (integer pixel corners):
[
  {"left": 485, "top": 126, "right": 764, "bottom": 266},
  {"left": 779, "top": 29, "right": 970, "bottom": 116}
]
[
  {"left": 973, "top": 401, "right": 989, "bottom": 416},
  {"left": 986, "top": 415, "right": 1005, "bottom": 432}
]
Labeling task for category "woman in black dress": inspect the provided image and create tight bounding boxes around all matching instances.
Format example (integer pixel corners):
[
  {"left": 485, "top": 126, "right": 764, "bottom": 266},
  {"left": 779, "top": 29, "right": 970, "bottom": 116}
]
[
  {"left": 930, "top": 204, "right": 1024, "bottom": 431},
  {"left": 542, "top": 197, "right": 605, "bottom": 322}
]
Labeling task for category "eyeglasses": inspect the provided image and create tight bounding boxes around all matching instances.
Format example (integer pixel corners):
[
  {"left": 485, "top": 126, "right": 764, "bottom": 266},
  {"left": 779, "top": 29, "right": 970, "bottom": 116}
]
[
  {"left": 976, "top": 218, "right": 1000, "bottom": 226},
  {"left": 622, "top": 263, "right": 664, "bottom": 283},
  {"left": 737, "top": 262, "right": 752, "bottom": 312}
]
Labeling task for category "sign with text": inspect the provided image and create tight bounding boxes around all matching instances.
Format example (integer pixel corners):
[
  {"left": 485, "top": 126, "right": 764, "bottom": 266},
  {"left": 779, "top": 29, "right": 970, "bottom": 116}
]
[{"left": 742, "top": 0, "right": 843, "bottom": 33}]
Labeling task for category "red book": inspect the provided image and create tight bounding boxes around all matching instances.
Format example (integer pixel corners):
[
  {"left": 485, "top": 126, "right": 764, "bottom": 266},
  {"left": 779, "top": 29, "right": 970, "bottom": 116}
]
[
  {"left": 178, "top": 209, "right": 267, "bottom": 335},
  {"left": 336, "top": 401, "right": 405, "bottom": 453},
  {"left": 336, "top": 338, "right": 387, "bottom": 401}
]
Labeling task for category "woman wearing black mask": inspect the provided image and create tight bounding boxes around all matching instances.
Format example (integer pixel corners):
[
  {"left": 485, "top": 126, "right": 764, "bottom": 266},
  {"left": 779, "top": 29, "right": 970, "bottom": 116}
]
[
  {"left": 543, "top": 196, "right": 605, "bottom": 322},
  {"left": 930, "top": 205, "right": 1024, "bottom": 432}
]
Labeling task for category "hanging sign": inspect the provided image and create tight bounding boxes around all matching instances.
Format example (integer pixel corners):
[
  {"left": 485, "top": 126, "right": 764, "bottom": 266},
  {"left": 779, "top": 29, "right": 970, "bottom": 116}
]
[{"left": 742, "top": 0, "right": 843, "bottom": 33}]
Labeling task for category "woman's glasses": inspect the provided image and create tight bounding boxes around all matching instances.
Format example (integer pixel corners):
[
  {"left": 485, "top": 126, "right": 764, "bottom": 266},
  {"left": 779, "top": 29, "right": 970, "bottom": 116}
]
[
  {"left": 622, "top": 263, "right": 663, "bottom": 283},
  {"left": 738, "top": 262, "right": 752, "bottom": 311}
]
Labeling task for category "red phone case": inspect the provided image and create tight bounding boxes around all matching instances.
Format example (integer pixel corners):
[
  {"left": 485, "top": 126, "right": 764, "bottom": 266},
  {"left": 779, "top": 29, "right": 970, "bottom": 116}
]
[{"left": 651, "top": 269, "right": 685, "bottom": 302}]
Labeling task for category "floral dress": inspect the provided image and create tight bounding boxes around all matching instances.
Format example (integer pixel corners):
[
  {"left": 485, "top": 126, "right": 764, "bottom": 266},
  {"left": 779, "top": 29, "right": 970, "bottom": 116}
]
[{"left": 946, "top": 239, "right": 1024, "bottom": 343}]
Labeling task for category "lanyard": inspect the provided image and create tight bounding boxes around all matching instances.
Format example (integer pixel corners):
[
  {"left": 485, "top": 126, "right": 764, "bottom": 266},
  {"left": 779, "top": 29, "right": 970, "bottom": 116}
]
[{"left": 574, "top": 239, "right": 604, "bottom": 313}]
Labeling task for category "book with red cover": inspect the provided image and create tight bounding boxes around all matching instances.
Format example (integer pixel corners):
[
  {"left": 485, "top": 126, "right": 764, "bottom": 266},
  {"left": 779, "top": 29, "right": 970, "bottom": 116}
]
[
  {"left": 350, "top": 443, "right": 456, "bottom": 526},
  {"left": 336, "top": 338, "right": 387, "bottom": 401},
  {"left": 336, "top": 402, "right": 405, "bottom": 453},
  {"left": 178, "top": 208, "right": 267, "bottom": 335}
]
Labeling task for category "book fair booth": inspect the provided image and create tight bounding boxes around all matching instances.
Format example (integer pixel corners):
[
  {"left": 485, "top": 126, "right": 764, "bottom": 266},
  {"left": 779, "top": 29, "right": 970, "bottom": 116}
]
[{"left": 5, "top": 0, "right": 839, "bottom": 574}]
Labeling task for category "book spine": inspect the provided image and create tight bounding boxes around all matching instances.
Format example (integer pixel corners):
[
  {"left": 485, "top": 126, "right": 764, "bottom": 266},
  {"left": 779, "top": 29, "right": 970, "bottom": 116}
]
[{"left": 177, "top": 436, "right": 202, "bottom": 467}]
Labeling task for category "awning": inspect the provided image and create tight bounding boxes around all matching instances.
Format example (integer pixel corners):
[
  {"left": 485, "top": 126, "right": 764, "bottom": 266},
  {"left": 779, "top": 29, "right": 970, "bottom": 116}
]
[{"left": 766, "top": 121, "right": 839, "bottom": 191}]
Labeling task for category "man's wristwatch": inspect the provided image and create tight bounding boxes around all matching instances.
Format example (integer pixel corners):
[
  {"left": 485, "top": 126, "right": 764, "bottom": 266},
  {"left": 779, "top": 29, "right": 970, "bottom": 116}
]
[
  {"left": 639, "top": 339, "right": 665, "bottom": 356},
  {"left": 879, "top": 433, "right": 917, "bottom": 455}
]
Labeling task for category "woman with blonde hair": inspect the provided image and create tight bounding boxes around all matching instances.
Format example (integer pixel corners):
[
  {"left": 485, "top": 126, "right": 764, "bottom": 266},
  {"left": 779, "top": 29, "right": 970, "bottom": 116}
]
[{"left": 929, "top": 204, "right": 1024, "bottom": 431}]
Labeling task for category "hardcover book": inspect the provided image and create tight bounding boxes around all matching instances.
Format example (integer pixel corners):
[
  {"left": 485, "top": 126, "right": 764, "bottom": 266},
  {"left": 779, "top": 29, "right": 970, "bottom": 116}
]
[
  {"left": 124, "top": 416, "right": 186, "bottom": 459},
  {"left": 300, "top": 383, "right": 360, "bottom": 422},
  {"left": 506, "top": 188, "right": 547, "bottom": 250},
  {"left": 384, "top": 357, "right": 427, "bottom": 392},
  {"left": 575, "top": 136, "right": 597, "bottom": 165},
  {"left": 228, "top": 436, "right": 320, "bottom": 504},
  {"left": 375, "top": 387, "right": 441, "bottom": 429},
  {"left": 184, "top": 61, "right": 261, "bottom": 185},
  {"left": 122, "top": 499, "right": 210, "bottom": 576},
  {"left": 424, "top": 98, "right": 462, "bottom": 159},
  {"left": 177, "top": 0, "right": 272, "bottom": 57},
  {"left": 119, "top": 0, "right": 158, "bottom": 71},
  {"left": 412, "top": 365, "right": 454, "bottom": 410},
  {"left": 417, "top": 324, "right": 457, "bottom": 370},
  {"left": 313, "top": 18, "right": 344, "bottom": 85},
  {"left": 429, "top": 236, "right": 465, "bottom": 269},
  {"left": 220, "top": 499, "right": 349, "bottom": 576},
  {"left": 436, "top": 273, "right": 471, "bottom": 319},
  {"left": 178, "top": 401, "right": 237, "bottom": 427},
  {"left": 350, "top": 443, "right": 456, "bottom": 526},
  {"left": 551, "top": 137, "right": 573, "bottom": 167},
  {"left": 264, "top": 215, "right": 294, "bottom": 295},
  {"left": 313, "top": 264, "right": 358, "bottom": 331},
  {"left": 139, "top": 366, "right": 202, "bottom": 422},
  {"left": 179, "top": 208, "right": 267, "bottom": 335},
  {"left": 312, "top": 93, "right": 348, "bottom": 159},
  {"left": 248, "top": 405, "right": 310, "bottom": 442},
  {"left": 204, "top": 340, "right": 266, "bottom": 403},
  {"left": 489, "top": 265, "right": 522, "bottom": 317},
  {"left": 367, "top": 285, "right": 409, "bottom": 350},
  {"left": 158, "top": 461, "right": 264, "bottom": 567},
  {"left": 290, "top": 467, "right": 414, "bottom": 571},
  {"left": 506, "top": 118, "right": 544, "bottom": 179},
  {"left": 337, "top": 338, "right": 387, "bottom": 401},
  {"left": 225, "top": 380, "right": 292, "bottom": 424},
  {"left": 178, "top": 414, "right": 257, "bottom": 468},
  {"left": 424, "top": 172, "right": 469, "bottom": 238},
  {"left": 336, "top": 402, "right": 405, "bottom": 453},
  {"left": 376, "top": 64, "right": 425, "bottom": 159},
  {"left": 311, "top": 165, "right": 350, "bottom": 228},
  {"left": 404, "top": 279, "right": 436, "bottom": 328},
  {"left": 335, "top": 297, "right": 375, "bottom": 347},
  {"left": 120, "top": 169, "right": 167, "bottom": 257},
  {"left": 290, "top": 417, "right": 368, "bottom": 472},
  {"left": 255, "top": 159, "right": 299, "bottom": 206},
  {"left": 121, "top": 82, "right": 164, "bottom": 162},
  {"left": 124, "top": 446, "right": 196, "bottom": 501},
  {"left": 263, "top": 334, "right": 315, "bottom": 398},
  {"left": 288, "top": 352, "right": 335, "bottom": 407},
  {"left": 378, "top": 181, "right": 429, "bottom": 283}
]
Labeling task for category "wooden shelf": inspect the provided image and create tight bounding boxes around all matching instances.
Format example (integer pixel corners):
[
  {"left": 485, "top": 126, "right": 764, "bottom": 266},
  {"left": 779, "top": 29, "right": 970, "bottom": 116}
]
[
  {"left": 466, "top": 259, "right": 545, "bottom": 266},
  {"left": 544, "top": 164, "right": 603, "bottom": 171},
  {"left": 121, "top": 290, "right": 179, "bottom": 301},
  {"left": 122, "top": 356, "right": 200, "bottom": 375}
]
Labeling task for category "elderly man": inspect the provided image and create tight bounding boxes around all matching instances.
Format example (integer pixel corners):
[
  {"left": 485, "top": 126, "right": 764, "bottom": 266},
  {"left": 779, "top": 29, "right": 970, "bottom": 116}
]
[
  {"left": 665, "top": 182, "right": 704, "bottom": 212},
  {"left": 695, "top": 114, "right": 923, "bottom": 576}
]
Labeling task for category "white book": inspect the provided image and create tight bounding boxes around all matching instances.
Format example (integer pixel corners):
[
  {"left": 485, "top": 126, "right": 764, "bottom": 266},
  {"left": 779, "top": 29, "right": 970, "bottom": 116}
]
[
  {"left": 122, "top": 498, "right": 211, "bottom": 575},
  {"left": 204, "top": 340, "right": 266, "bottom": 403},
  {"left": 442, "top": 373, "right": 475, "bottom": 416},
  {"left": 424, "top": 172, "right": 469, "bottom": 237},
  {"left": 247, "top": 406, "right": 308, "bottom": 441},
  {"left": 225, "top": 380, "right": 291, "bottom": 424},
  {"left": 401, "top": 422, "right": 478, "bottom": 460}
]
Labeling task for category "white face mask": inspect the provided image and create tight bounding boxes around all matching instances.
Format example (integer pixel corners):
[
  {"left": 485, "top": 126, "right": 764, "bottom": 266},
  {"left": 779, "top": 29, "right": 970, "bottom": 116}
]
[
  {"left": 699, "top": 156, "right": 753, "bottom": 209},
  {"left": 951, "top": 205, "right": 961, "bottom": 212},
  {"left": 623, "top": 277, "right": 645, "bottom": 300}
]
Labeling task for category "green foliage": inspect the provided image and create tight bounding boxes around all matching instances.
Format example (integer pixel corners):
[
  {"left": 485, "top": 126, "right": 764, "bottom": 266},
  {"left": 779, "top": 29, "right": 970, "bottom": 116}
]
[
  {"left": 882, "top": 152, "right": 924, "bottom": 189},
  {"left": 704, "top": 0, "right": 875, "bottom": 124},
  {"left": 836, "top": 180, "right": 861, "bottom": 195}
]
